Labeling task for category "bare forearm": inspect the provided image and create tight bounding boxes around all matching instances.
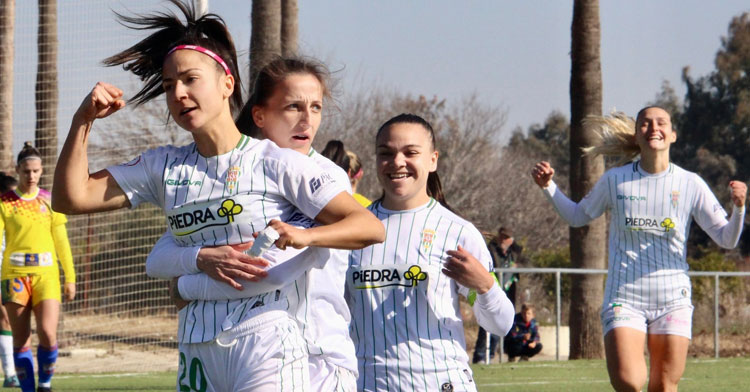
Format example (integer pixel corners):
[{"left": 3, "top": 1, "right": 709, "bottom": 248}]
[
  {"left": 53, "top": 114, "right": 128, "bottom": 214},
  {"left": 53, "top": 115, "right": 94, "bottom": 213},
  {"left": 308, "top": 209, "right": 384, "bottom": 250}
]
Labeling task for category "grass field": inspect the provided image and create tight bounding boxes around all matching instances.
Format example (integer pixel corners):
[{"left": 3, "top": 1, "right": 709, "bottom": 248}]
[{"left": 49, "top": 357, "right": 750, "bottom": 391}]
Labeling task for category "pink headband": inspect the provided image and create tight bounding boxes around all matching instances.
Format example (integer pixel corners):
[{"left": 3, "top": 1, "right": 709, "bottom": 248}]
[
  {"left": 166, "top": 45, "right": 231, "bottom": 75},
  {"left": 352, "top": 168, "right": 363, "bottom": 180}
]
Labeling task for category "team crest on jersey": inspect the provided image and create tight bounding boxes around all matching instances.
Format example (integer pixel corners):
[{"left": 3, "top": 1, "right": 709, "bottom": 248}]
[
  {"left": 226, "top": 166, "right": 241, "bottom": 193},
  {"left": 671, "top": 190, "right": 679, "bottom": 208},
  {"left": 350, "top": 264, "right": 429, "bottom": 289},
  {"left": 167, "top": 198, "right": 244, "bottom": 236},
  {"left": 420, "top": 229, "right": 436, "bottom": 254}
]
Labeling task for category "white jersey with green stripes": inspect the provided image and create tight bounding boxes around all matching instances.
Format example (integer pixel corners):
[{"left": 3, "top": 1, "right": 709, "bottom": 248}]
[
  {"left": 348, "top": 198, "right": 491, "bottom": 392},
  {"left": 288, "top": 149, "right": 358, "bottom": 374},
  {"left": 545, "top": 161, "right": 742, "bottom": 310},
  {"left": 107, "top": 135, "right": 345, "bottom": 344}
]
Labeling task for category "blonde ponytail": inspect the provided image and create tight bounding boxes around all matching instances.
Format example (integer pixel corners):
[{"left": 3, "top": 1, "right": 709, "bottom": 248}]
[{"left": 582, "top": 111, "right": 640, "bottom": 164}]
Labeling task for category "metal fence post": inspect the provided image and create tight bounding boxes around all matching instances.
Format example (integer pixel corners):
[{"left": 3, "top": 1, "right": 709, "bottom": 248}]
[
  {"left": 487, "top": 267, "right": 750, "bottom": 362},
  {"left": 714, "top": 274, "right": 720, "bottom": 359},
  {"left": 498, "top": 271, "right": 504, "bottom": 364},
  {"left": 555, "top": 270, "right": 561, "bottom": 361}
]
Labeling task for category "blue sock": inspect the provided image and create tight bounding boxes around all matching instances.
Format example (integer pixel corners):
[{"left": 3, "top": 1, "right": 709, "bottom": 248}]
[
  {"left": 13, "top": 347, "right": 34, "bottom": 392},
  {"left": 36, "top": 345, "right": 57, "bottom": 387}
]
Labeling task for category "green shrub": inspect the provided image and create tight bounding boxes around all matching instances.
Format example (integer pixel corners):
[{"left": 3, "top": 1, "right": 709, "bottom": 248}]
[
  {"left": 688, "top": 249, "right": 740, "bottom": 302},
  {"left": 527, "top": 247, "right": 572, "bottom": 298}
]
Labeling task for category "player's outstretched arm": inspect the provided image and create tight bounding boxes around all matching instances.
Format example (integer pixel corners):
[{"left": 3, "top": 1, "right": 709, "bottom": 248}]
[
  {"left": 271, "top": 192, "right": 384, "bottom": 250},
  {"left": 445, "top": 245, "right": 514, "bottom": 336},
  {"left": 532, "top": 160, "right": 604, "bottom": 227},
  {"left": 53, "top": 82, "right": 130, "bottom": 214},
  {"left": 696, "top": 180, "right": 746, "bottom": 249}
]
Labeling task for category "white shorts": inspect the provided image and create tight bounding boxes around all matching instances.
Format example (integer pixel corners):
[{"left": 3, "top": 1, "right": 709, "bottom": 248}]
[
  {"left": 308, "top": 356, "right": 357, "bottom": 392},
  {"left": 601, "top": 302, "right": 693, "bottom": 339},
  {"left": 177, "top": 310, "right": 309, "bottom": 392}
]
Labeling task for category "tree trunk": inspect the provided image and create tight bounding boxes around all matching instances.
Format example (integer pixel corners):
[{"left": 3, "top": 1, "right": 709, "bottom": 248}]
[
  {"left": 281, "top": 0, "right": 298, "bottom": 57},
  {"left": 0, "top": 1, "right": 13, "bottom": 173},
  {"left": 250, "top": 0, "right": 281, "bottom": 88},
  {"left": 568, "top": 0, "right": 605, "bottom": 359},
  {"left": 35, "top": 0, "right": 58, "bottom": 189}
]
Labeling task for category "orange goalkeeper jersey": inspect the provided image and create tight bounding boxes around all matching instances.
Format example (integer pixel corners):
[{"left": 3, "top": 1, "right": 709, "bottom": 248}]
[{"left": 0, "top": 188, "right": 75, "bottom": 283}]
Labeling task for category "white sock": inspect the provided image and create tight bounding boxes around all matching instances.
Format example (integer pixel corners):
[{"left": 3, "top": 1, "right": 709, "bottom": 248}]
[{"left": 0, "top": 333, "right": 15, "bottom": 377}]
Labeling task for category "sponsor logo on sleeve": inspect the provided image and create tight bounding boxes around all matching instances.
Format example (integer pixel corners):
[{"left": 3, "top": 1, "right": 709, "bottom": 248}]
[{"left": 309, "top": 173, "right": 335, "bottom": 194}]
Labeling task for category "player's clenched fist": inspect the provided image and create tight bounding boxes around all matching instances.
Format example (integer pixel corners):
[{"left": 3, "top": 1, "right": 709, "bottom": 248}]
[
  {"left": 531, "top": 161, "right": 555, "bottom": 188},
  {"left": 75, "top": 82, "right": 126, "bottom": 122},
  {"left": 729, "top": 181, "right": 747, "bottom": 207}
]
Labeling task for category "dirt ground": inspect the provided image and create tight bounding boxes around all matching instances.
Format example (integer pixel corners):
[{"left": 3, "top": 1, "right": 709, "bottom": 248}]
[{"left": 57, "top": 314, "right": 179, "bottom": 373}]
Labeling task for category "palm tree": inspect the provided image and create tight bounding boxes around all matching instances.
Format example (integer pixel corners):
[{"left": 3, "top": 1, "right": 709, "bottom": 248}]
[
  {"left": 281, "top": 0, "right": 298, "bottom": 57},
  {"left": 0, "top": 1, "right": 14, "bottom": 172},
  {"left": 568, "top": 0, "right": 605, "bottom": 359},
  {"left": 35, "top": 0, "right": 58, "bottom": 189},
  {"left": 250, "top": 0, "right": 281, "bottom": 88}
]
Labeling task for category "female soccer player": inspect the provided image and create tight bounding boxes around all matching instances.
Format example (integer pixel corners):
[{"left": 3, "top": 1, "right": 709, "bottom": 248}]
[
  {"left": 320, "top": 140, "right": 371, "bottom": 207},
  {"left": 52, "top": 2, "right": 383, "bottom": 391},
  {"left": 147, "top": 57, "right": 361, "bottom": 391},
  {"left": 531, "top": 106, "right": 746, "bottom": 392},
  {"left": 1, "top": 143, "right": 75, "bottom": 392},
  {"left": 348, "top": 114, "right": 515, "bottom": 392},
  {"left": 346, "top": 150, "right": 372, "bottom": 207},
  {"left": 0, "top": 171, "right": 18, "bottom": 387}
]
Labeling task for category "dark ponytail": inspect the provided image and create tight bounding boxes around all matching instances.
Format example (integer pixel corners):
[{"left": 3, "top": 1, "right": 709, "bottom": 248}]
[
  {"left": 320, "top": 140, "right": 350, "bottom": 172},
  {"left": 103, "top": 0, "right": 243, "bottom": 114},
  {"left": 375, "top": 113, "right": 454, "bottom": 212},
  {"left": 17, "top": 141, "right": 41, "bottom": 165}
]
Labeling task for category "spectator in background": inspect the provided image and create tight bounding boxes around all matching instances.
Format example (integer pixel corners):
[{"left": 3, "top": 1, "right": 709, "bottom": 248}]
[
  {"left": 320, "top": 139, "right": 371, "bottom": 207},
  {"left": 0, "top": 172, "right": 16, "bottom": 387},
  {"left": 504, "top": 304, "right": 542, "bottom": 362},
  {"left": 346, "top": 150, "right": 370, "bottom": 207},
  {"left": 473, "top": 226, "right": 522, "bottom": 363}
]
